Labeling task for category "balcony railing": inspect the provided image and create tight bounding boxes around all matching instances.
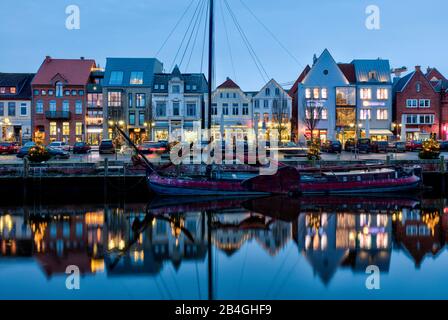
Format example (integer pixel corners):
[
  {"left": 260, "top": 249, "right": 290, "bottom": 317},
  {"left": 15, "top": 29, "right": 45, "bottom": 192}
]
[{"left": 45, "top": 111, "right": 71, "bottom": 120}]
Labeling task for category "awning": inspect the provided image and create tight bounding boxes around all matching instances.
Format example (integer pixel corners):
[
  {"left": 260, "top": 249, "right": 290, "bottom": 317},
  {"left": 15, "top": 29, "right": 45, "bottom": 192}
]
[{"left": 369, "top": 129, "right": 393, "bottom": 136}]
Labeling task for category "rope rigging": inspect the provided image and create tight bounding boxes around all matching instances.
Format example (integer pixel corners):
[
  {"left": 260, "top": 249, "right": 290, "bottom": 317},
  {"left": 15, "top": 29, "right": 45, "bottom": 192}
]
[
  {"left": 170, "top": 0, "right": 204, "bottom": 71},
  {"left": 222, "top": 0, "right": 270, "bottom": 83},
  {"left": 155, "top": 0, "right": 196, "bottom": 58}
]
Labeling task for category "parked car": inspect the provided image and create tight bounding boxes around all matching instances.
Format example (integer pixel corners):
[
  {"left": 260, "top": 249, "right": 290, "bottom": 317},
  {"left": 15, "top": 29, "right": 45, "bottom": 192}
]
[
  {"left": 344, "top": 138, "right": 371, "bottom": 153},
  {"left": 138, "top": 141, "right": 167, "bottom": 155},
  {"left": 17, "top": 143, "right": 70, "bottom": 160},
  {"left": 47, "top": 147, "right": 70, "bottom": 159},
  {"left": 387, "top": 141, "right": 406, "bottom": 153},
  {"left": 73, "top": 142, "right": 91, "bottom": 154},
  {"left": 0, "top": 142, "right": 20, "bottom": 154},
  {"left": 16, "top": 142, "right": 36, "bottom": 158},
  {"left": 321, "top": 140, "right": 342, "bottom": 153},
  {"left": 99, "top": 139, "right": 116, "bottom": 154},
  {"left": 371, "top": 140, "right": 389, "bottom": 153},
  {"left": 48, "top": 141, "right": 70, "bottom": 152},
  {"left": 405, "top": 140, "right": 423, "bottom": 151},
  {"left": 439, "top": 140, "right": 448, "bottom": 151}
]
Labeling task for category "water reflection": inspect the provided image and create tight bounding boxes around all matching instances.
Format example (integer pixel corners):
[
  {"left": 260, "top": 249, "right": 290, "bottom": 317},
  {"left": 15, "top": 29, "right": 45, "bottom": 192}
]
[{"left": 0, "top": 195, "right": 447, "bottom": 299}]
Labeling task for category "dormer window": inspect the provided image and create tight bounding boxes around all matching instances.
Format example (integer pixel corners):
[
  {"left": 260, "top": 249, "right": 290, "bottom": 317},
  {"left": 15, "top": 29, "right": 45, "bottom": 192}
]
[
  {"left": 130, "top": 71, "right": 144, "bottom": 85},
  {"left": 10, "top": 87, "right": 16, "bottom": 94},
  {"left": 172, "top": 84, "right": 180, "bottom": 94},
  {"left": 0, "top": 88, "right": 5, "bottom": 94},
  {"left": 368, "top": 71, "right": 377, "bottom": 80},
  {"left": 56, "top": 82, "right": 63, "bottom": 97}
]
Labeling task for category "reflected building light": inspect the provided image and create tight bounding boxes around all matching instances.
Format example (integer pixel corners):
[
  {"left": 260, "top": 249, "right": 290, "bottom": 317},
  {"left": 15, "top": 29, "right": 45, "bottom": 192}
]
[
  {"left": 321, "top": 234, "right": 328, "bottom": 251},
  {"left": 90, "top": 259, "right": 105, "bottom": 273},
  {"left": 305, "top": 234, "right": 311, "bottom": 250}
]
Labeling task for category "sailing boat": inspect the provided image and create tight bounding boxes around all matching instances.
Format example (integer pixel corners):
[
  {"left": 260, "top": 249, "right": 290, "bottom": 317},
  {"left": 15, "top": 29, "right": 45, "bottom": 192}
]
[{"left": 142, "top": 0, "right": 301, "bottom": 196}]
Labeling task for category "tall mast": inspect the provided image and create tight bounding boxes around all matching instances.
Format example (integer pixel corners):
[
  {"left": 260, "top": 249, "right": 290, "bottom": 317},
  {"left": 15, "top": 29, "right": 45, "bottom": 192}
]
[{"left": 206, "top": 0, "right": 214, "bottom": 132}]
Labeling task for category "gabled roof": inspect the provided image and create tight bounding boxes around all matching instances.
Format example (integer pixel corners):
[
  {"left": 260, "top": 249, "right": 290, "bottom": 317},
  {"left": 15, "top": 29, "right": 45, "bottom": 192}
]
[
  {"left": 337, "top": 63, "right": 356, "bottom": 83},
  {"left": 0, "top": 73, "right": 35, "bottom": 100},
  {"left": 152, "top": 66, "right": 208, "bottom": 94},
  {"left": 217, "top": 77, "right": 240, "bottom": 90},
  {"left": 393, "top": 71, "right": 415, "bottom": 93},
  {"left": 103, "top": 57, "right": 163, "bottom": 87},
  {"left": 253, "top": 78, "right": 291, "bottom": 99},
  {"left": 289, "top": 65, "right": 311, "bottom": 96},
  {"left": 32, "top": 57, "right": 96, "bottom": 86},
  {"left": 302, "top": 49, "right": 350, "bottom": 85},
  {"left": 351, "top": 59, "right": 392, "bottom": 83}
]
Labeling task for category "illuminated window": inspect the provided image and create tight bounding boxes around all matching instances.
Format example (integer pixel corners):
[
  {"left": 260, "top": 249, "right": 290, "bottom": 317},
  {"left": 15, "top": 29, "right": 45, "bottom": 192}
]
[
  {"left": 336, "top": 87, "right": 356, "bottom": 106},
  {"left": 360, "top": 109, "right": 371, "bottom": 120},
  {"left": 313, "top": 88, "right": 319, "bottom": 99},
  {"left": 321, "top": 108, "right": 328, "bottom": 120},
  {"left": 377, "top": 88, "right": 388, "bottom": 100},
  {"left": 321, "top": 88, "right": 328, "bottom": 99},
  {"left": 62, "top": 122, "right": 70, "bottom": 136},
  {"left": 108, "top": 92, "right": 122, "bottom": 107},
  {"left": 76, "top": 122, "right": 83, "bottom": 135},
  {"left": 360, "top": 88, "right": 372, "bottom": 100},
  {"left": 130, "top": 71, "right": 144, "bottom": 85},
  {"left": 50, "top": 122, "right": 57, "bottom": 136},
  {"left": 305, "top": 88, "right": 311, "bottom": 99},
  {"left": 377, "top": 109, "right": 388, "bottom": 120},
  {"left": 10, "top": 87, "right": 16, "bottom": 94}
]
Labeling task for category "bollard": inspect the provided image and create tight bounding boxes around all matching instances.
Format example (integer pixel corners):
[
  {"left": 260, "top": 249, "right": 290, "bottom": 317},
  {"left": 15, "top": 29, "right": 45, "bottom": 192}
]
[
  {"left": 440, "top": 155, "right": 445, "bottom": 173},
  {"left": 104, "top": 157, "right": 109, "bottom": 177},
  {"left": 23, "top": 157, "right": 29, "bottom": 178}
]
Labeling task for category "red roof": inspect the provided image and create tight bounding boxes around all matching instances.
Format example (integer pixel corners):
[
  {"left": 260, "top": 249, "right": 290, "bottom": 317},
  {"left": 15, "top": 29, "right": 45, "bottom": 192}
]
[
  {"left": 32, "top": 57, "right": 96, "bottom": 86},
  {"left": 338, "top": 63, "right": 356, "bottom": 83},
  {"left": 289, "top": 65, "right": 311, "bottom": 96},
  {"left": 217, "top": 77, "right": 240, "bottom": 89}
]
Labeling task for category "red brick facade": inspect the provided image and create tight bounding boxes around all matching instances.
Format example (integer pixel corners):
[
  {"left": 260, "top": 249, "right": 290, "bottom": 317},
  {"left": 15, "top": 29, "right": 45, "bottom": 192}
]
[
  {"left": 31, "top": 57, "right": 96, "bottom": 145},
  {"left": 395, "top": 66, "right": 441, "bottom": 140}
]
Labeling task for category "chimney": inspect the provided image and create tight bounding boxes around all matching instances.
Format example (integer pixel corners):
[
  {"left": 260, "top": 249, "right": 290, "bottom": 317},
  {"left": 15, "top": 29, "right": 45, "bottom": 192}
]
[
  {"left": 80, "top": 56, "right": 85, "bottom": 60},
  {"left": 415, "top": 65, "right": 421, "bottom": 72},
  {"left": 45, "top": 55, "right": 51, "bottom": 62},
  {"left": 312, "top": 54, "right": 318, "bottom": 66}
]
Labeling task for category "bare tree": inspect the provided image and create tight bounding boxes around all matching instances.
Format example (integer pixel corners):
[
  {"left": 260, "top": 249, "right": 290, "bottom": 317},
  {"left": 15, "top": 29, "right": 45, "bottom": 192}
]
[
  {"left": 302, "top": 97, "right": 324, "bottom": 142},
  {"left": 271, "top": 94, "right": 291, "bottom": 143}
]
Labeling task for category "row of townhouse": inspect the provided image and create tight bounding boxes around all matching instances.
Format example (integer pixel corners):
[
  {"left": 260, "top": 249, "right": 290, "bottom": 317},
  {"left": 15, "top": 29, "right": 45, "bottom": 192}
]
[
  {"left": 290, "top": 49, "right": 448, "bottom": 144},
  {"left": 2, "top": 51, "right": 447, "bottom": 146}
]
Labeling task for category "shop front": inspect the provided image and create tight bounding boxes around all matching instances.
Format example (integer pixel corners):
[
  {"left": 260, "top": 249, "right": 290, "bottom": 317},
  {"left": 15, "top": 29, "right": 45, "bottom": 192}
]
[
  {"left": 129, "top": 128, "right": 147, "bottom": 144},
  {"left": 368, "top": 129, "right": 394, "bottom": 142},
  {"left": 305, "top": 129, "right": 328, "bottom": 142},
  {"left": 86, "top": 127, "right": 103, "bottom": 145}
]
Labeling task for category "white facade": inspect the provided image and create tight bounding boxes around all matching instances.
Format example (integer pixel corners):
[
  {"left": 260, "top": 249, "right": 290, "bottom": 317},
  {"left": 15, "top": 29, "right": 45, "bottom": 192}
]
[
  {"left": 297, "top": 49, "right": 352, "bottom": 143},
  {"left": 252, "top": 79, "right": 292, "bottom": 142},
  {"left": 0, "top": 100, "right": 31, "bottom": 143},
  {"left": 152, "top": 69, "right": 207, "bottom": 142},
  {"left": 211, "top": 79, "right": 253, "bottom": 140}
]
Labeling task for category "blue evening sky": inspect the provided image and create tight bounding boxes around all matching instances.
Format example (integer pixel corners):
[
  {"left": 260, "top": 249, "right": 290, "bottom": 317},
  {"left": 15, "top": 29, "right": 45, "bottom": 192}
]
[{"left": 0, "top": 0, "right": 446, "bottom": 90}]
